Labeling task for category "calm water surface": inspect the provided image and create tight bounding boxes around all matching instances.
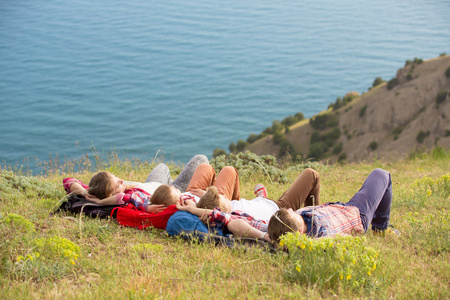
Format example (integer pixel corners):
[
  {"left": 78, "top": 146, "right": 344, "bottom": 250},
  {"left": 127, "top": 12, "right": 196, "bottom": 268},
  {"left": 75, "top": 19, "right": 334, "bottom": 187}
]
[{"left": 0, "top": 0, "right": 449, "bottom": 172}]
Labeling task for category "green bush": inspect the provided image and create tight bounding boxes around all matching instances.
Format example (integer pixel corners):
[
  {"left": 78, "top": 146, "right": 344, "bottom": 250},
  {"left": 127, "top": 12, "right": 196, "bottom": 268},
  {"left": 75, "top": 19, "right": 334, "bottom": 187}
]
[
  {"left": 236, "top": 140, "right": 249, "bottom": 152},
  {"left": 445, "top": 130, "right": 450, "bottom": 137},
  {"left": 372, "top": 77, "right": 384, "bottom": 87},
  {"left": 280, "top": 233, "right": 379, "bottom": 292},
  {"left": 3, "top": 213, "right": 35, "bottom": 233},
  {"left": 310, "top": 113, "right": 339, "bottom": 130},
  {"left": 436, "top": 90, "right": 447, "bottom": 104},
  {"left": 369, "top": 141, "right": 378, "bottom": 151},
  {"left": 417, "top": 130, "right": 430, "bottom": 143},
  {"left": 246, "top": 134, "right": 260, "bottom": 144},
  {"left": 213, "top": 148, "right": 227, "bottom": 158},
  {"left": 307, "top": 143, "right": 325, "bottom": 161},
  {"left": 446, "top": 66, "right": 450, "bottom": 78},
  {"left": 210, "top": 151, "right": 288, "bottom": 183},
  {"left": 392, "top": 126, "right": 404, "bottom": 135},
  {"left": 279, "top": 140, "right": 296, "bottom": 158},
  {"left": 387, "top": 78, "right": 399, "bottom": 90},
  {"left": 273, "top": 131, "right": 286, "bottom": 145},
  {"left": 359, "top": 105, "right": 367, "bottom": 117},
  {"left": 333, "top": 142, "right": 343, "bottom": 154},
  {"left": 338, "top": 153, "right": 347, "bottom": 162},
  {"left": 228, "top": 142, "right": 236, "bottom": 153}
]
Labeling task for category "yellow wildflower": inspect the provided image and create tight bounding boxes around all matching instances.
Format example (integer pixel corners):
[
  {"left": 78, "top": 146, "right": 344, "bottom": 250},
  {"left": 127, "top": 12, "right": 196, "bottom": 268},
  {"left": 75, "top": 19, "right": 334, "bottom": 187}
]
[
  {"left": 296, "top": 266, "right": 301, "bottom": 272},
  {"left": 346, "top": 274, "right": 351, "bottom": 280}
]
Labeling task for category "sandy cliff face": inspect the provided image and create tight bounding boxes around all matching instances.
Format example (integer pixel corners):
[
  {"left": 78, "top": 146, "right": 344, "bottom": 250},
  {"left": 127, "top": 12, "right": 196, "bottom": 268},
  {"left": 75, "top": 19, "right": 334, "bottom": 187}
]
[{"left": 246, "top": 55, "right": 450, "bottom": 163}]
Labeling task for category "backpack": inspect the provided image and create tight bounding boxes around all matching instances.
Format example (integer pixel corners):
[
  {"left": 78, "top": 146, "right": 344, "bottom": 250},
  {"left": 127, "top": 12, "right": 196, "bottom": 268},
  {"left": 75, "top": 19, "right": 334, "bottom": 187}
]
[
  {"left": 112, "top": 204, "right": 178, "bottom": 230},
  {"left": 53, "top": 194, "right": 120, "bottom": 219}
]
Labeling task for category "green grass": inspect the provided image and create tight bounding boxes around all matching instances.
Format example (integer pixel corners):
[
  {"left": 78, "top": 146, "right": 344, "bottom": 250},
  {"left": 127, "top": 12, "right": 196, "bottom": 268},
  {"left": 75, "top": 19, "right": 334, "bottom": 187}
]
[{"left": 0, "top": 151, "right": 449, "bottom": 299}]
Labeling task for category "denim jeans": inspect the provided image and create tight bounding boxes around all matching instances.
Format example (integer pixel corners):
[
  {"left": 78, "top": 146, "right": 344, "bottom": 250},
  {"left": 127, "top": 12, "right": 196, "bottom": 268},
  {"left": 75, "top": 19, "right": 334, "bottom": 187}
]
[{"left": 345, "top": 168, "right": 392, "bottom": 232}]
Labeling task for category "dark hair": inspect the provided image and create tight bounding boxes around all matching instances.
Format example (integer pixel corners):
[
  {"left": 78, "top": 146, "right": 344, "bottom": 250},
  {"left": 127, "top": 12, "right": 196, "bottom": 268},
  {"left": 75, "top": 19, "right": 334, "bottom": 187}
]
[
  {"left": 151, "top": 185, "right": 178, "bottom": 206},
  {"left": 88, "top": 172, "right": 114, "bottom": 199},
  {"left": 268, "top": 208, "right": 301, "bottom": 243}
]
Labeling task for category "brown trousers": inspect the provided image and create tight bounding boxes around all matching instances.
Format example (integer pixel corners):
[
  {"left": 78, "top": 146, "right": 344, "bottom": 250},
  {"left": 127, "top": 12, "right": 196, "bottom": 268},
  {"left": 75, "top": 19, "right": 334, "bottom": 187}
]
[
  {"left": 275, "top": 168, "right": 320, "bottom": 210},
  {"left": 185, "top": 163, "right": 241, "bottom": 200}
]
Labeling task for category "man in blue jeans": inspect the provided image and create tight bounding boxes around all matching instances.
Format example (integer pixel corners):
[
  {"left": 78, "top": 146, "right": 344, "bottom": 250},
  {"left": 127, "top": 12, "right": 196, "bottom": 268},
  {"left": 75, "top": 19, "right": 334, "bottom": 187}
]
[{"left": 268, "top": 168, "right": 399, "bottom": 242}]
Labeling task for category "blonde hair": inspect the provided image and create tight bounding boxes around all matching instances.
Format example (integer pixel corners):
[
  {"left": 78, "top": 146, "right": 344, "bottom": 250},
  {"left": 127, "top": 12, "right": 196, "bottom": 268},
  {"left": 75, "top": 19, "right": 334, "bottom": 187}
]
[
  {"left": 88, "top": 172, "right": 115, "bottom": 199},
  {"left": 197, "top": 186, "right": 228, "bottom": 211},
  {"left": 151, "top": 185, "right": 178, "bottom": 206},
  {"left": 268, "top": 208, "right": 302, "bottom": 243}
]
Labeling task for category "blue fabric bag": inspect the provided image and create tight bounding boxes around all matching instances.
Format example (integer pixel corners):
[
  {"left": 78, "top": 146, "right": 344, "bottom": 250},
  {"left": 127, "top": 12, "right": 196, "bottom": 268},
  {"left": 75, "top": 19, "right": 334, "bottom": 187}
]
[{"left": 166, "top": 211, "right": 224, "bottom": 236}]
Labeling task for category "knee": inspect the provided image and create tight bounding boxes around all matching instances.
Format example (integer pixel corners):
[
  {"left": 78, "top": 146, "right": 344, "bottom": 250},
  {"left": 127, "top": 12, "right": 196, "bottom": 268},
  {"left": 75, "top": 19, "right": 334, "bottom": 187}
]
[
  {"left": 303, "top": 168, "right": 320, "bottom": 182},
  {"left": 192, "top": 154, "right": 209, "bottom": 164},
  {"left": 156, "top": 163, "right": 170, "bottom": 172},
  {"left": 221, "top": 166, "right": 239, "bottom": 176}
]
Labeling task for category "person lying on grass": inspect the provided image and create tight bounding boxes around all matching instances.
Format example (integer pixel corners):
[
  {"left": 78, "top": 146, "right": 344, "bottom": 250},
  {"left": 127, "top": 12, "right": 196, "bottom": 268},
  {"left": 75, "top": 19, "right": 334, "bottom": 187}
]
[
  {"left": 175, "top": 166, "right": 322, "bottom": 243},
  {"left": 63, "top": 154, "right": 208, "bottom": 214},
  {"left": 268, "top": 168, "right": 399, "bottom": 243}
]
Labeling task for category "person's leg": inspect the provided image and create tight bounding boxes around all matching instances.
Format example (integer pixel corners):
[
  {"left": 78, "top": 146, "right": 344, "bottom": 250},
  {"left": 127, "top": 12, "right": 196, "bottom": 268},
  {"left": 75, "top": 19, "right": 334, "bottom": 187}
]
[
  {"left": 185, "top": 163, "right": 216, "bottom": 192},
  {"left": 172, "top": 154, "right": 209, "bottom": 192},
  {"left": 276, "top": 168, "right": 320, "bottom": 210},
  {"left": 213, "top": 166, "right": 241, "bottom": 200},
  {"left": 144, "top": 163, "right": 173, "bottom": 184},
  {"left": 346, "top": 168, "right": 392, "bottom": 232}
]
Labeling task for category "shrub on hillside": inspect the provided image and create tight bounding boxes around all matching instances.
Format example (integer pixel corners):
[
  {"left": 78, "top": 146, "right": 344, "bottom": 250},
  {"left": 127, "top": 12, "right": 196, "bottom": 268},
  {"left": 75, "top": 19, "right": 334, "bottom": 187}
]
[
  {"left": 359, "top": 104, "right": 368, "bottom": 117},
  {"left": 307, "top": 143, "right": 325, "bottom": 161},
  {"left": 246, "top": 134, "right": 260, "bottom": 144},
  {"left": 446, "top": 66, "right": 450, "bottom": 78},
  {"left": 279, "top": 140, "right": 296, "bottom": 158},
  {"left": 210, "top": 151, "right": 288, "bottom": 183},
  {"left": 387, "top": 78, "right": 399, "bottom": 90},
  {"left": 333, "top": 142, "right": 343, "bottom": 155},
  {"left": 236, "top": 140, "right": 249, "bottom": 152},
  {"left": 338, "top": 153, "right": 347, "bottom": 163},
  {"left": 372, "top": 77, "right": 384, "bottom": 87},
  {"left": 213, "top": 148, "right": 227, "bottom": 158},
  {"left": 228, "top": 142, "right": 236, "bottom": 153},
  {"left": 369, "top": 141, "right": 378, "bottom": 151},
  {"left": 417, "top": 130, "right": 430, "bottom": 143},
  {"left": 309, "top": 113, "right": 339, "bottom": 130},
  {"left": 436, "top": 90, "right": 448, "bottom": 104}
]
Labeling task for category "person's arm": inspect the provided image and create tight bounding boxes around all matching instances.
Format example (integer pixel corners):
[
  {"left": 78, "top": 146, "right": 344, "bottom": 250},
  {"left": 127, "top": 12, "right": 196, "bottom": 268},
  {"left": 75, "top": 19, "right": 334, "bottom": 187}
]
[
  {"left": 68, "top": 181, "right": 88, "bottom": 196},
  {"left": 227, "top": 219, "right": 271, "bottom": 243},
  {"left": 63, "top": 178, "right": 89, "bottom": 195},
  {"left": 176, "top": 200, "right": 213, "bottom": 218},
  {"left": 85, "top": 194, "right": 118, "bottom": 205},
  {"left": 189, "top": 189, "right": 206, "bottom": 198}
]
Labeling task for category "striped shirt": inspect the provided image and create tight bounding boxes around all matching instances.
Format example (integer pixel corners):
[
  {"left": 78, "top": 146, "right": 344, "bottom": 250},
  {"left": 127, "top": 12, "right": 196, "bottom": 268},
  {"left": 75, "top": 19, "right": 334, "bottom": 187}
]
[
  {"left": 209, "top": 208, "right": 268, "bottom": 232},
  {"left": 298, "top": 203, "right": 364, "bottom": 238}
]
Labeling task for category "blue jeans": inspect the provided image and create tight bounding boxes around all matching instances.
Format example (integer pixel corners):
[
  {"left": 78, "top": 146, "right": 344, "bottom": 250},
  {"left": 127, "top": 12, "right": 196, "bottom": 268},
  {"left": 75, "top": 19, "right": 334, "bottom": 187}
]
[{"left": 345, "top": 168, "right": 392, "bottom": 232}]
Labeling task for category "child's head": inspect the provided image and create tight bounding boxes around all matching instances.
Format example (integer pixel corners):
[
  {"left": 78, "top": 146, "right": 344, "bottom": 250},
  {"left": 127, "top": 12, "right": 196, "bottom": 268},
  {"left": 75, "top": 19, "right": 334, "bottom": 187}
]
[
  {"left": 88, "top": 172, "right": 125, "bottom": 199},
  {"left": 268, "top": 208, "right": 305, "bottom": 243},
  {"left": 197, "top": 186, "right": 229, "bottom": 211},
  {"left": 151, "top": 184, "right": 181, "bottom": 206}
]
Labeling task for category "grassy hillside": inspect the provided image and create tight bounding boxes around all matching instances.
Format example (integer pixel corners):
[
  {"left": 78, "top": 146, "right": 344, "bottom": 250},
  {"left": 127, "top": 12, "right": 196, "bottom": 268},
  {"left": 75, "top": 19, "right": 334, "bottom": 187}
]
[
  {"left": 243, "top": 55, "right": 450, "bottom": 163},
  {"left": 0, "top": 151, "right": 449, "bottom": 299}
]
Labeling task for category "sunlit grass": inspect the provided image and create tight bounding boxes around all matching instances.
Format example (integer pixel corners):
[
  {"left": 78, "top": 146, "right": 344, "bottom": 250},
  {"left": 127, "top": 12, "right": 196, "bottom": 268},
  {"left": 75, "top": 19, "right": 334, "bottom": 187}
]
[{"left": 0, "top": 150, "right": 449, "bottom": 299}]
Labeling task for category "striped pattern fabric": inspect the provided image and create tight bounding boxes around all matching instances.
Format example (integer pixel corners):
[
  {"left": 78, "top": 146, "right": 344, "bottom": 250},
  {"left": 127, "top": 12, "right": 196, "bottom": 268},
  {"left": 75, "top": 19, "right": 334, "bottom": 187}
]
[{"left": 299, "top": 204, "right": 364, "bottom": 237}]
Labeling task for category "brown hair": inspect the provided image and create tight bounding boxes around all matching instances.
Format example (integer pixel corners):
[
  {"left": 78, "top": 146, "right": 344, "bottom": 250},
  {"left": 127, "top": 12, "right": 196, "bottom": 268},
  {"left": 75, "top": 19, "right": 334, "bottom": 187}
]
[
  {"left": 268, "top": 208, "right": 302, "bottom": 243},
  {"left": 197, "top": 186, "right": 228, "bottom": 211},
  {"left": 88, "top": 172, "right": 115, "bottom": 199},
  {"left": 151, "top": 184, "right": 178, "bottom": 206}
]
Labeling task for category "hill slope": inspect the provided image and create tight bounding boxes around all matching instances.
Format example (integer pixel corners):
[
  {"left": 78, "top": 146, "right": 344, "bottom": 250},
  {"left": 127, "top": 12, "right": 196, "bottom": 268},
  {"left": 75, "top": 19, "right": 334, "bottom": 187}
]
[{"left": 246, "top": 55, "right": 450, "bottom": 163}]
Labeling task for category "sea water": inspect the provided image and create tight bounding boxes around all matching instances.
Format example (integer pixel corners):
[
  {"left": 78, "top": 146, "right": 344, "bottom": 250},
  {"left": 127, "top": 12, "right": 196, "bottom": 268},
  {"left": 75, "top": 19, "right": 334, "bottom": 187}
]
[{"left": 0, "top": 0, "right": 449, "bottom": 172}]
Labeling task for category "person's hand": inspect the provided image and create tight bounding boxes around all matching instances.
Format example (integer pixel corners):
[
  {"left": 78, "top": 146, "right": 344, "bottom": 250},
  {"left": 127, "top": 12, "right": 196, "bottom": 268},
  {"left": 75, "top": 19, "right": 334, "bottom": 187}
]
[
  {"left": 147, "top": 204, "right": 166, "bottom": 214},
  {"left": 190, "top": 189, "right": 206, "bottom": 197},
  {"left": 85, "top": 193, "right": 100, "bottom": 203},
  {"left": 179, "top": 198, "right": 196, "bottom": 207},
  {"left": 176, "top": 200, "right": 190, "bottom": 211},
  {"left": 199, "top": 211, "right": 211, "bottom": 224}
]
